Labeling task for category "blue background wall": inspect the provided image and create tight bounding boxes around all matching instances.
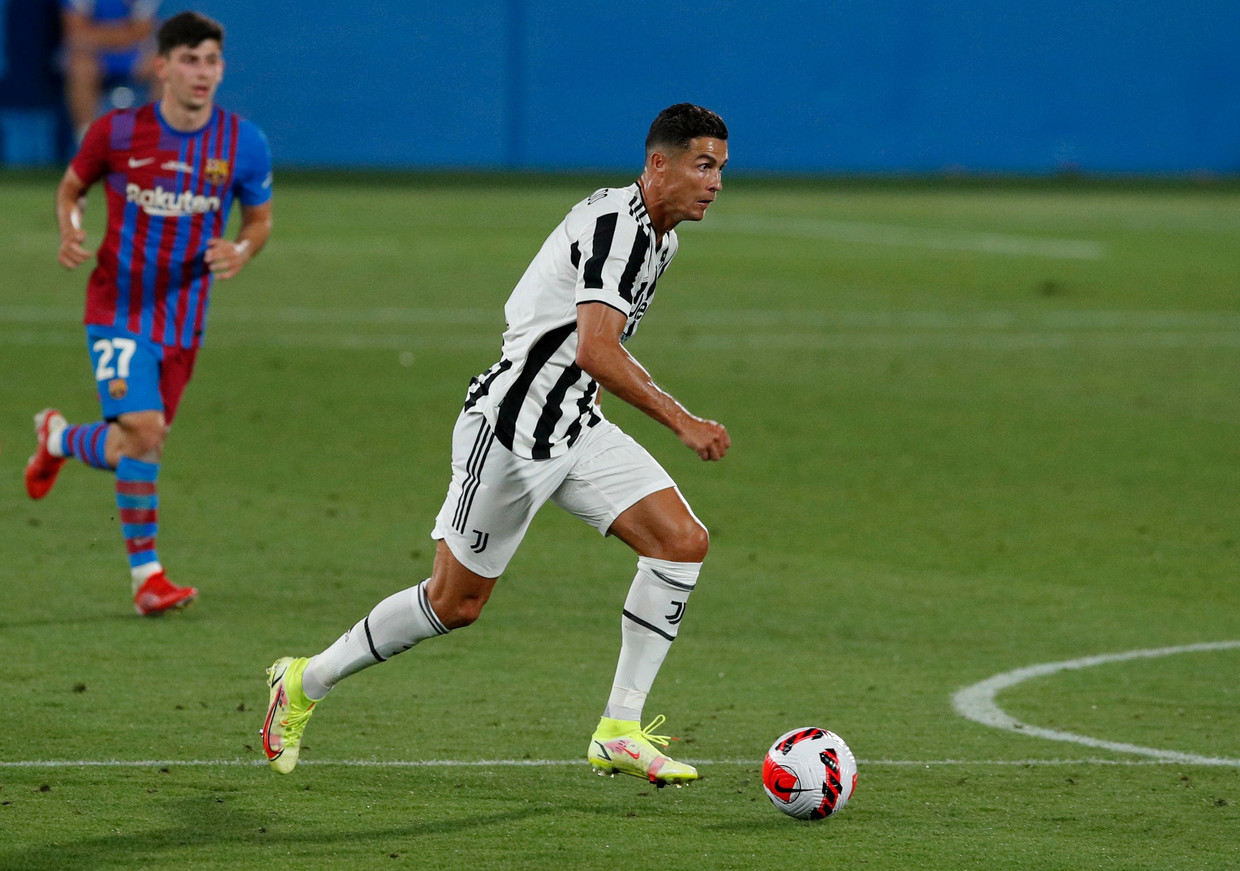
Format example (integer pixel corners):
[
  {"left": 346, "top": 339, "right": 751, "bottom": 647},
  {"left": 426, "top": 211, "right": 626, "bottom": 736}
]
[{"left": 5, "top": 0, "right": 1239, "bottom": 173}]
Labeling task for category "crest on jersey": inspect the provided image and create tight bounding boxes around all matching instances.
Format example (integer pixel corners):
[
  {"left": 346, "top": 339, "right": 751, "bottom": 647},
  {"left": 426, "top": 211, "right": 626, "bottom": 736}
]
[
  {"left": 204, "top": 158, "right": 230, "bottom": 185},
  {"left": 108, "top": 379, "right": 128, "bottom": 399}
]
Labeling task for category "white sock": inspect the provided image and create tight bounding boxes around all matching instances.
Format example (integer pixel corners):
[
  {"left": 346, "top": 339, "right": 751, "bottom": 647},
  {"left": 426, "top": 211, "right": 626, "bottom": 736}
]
[
  {"left": 130, "top": 561, "right": 163, "bottom": 592},
  {"left": 47, "top": 418, "right": 67, "bottom": 457},
  {"left": 603, "top": 557, "right": 700, "bottom": 722},
  {"left": 302, "top": 579, "right": 449, "bottom": 701}
]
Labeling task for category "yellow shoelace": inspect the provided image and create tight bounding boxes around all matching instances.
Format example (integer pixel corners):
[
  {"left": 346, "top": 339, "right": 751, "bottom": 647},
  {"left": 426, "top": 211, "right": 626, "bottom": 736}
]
[{"left": 638, "top": 714, "right": 675, "bottom": 749}]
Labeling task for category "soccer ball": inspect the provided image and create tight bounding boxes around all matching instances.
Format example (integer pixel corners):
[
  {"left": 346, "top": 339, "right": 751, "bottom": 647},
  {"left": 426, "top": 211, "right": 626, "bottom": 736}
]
[{"left": 762, "top": 727, "right": 858, "bottom": 820}]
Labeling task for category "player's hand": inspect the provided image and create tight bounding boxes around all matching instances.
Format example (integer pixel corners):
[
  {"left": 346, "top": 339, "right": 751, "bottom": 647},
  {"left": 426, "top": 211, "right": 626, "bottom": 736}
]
[
  {"left": 58, "top": 229, "right": 91, "bottom": 270},
  {"left": 677, "top": 415, "right": 731, "bottom": 461},
  {"left": 205, "top": 237, "right": 252, "bottom": 280}
]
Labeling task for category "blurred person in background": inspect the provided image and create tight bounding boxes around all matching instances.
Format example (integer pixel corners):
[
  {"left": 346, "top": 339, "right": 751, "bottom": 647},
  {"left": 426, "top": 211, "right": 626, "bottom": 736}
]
[{"left": 60, "top": 0, "right": 162, "bottom": 142}]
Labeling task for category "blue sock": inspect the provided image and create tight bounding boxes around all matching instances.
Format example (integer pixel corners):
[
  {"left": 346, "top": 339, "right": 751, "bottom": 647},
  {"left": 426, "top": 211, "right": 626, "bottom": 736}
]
[
  {"left": 116, "top": 457, "right": 161, "bottom": 576},
  {"left": 61, "top": 422, "right": 113, "bottom": 470}
]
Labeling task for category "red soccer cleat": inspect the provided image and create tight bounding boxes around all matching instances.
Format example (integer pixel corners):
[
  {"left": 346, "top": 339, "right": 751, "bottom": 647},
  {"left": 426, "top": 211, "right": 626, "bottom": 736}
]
[
  {"left": 134, "top": 571, "right": 198, "bottom": 616},
  {"left": 25, "top": 409, "right": 68, "bottom": 500}
]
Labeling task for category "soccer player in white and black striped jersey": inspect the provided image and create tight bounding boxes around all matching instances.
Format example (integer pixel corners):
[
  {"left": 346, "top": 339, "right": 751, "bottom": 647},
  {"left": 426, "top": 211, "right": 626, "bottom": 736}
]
[{"left": 262, "top": 104, "right": 731, "bottom": 787}]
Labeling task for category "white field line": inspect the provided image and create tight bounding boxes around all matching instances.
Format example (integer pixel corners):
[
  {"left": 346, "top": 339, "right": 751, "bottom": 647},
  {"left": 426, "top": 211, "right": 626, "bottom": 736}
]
[
  {"left": 9, "top": 307, "right": 1240, "bottom": 330},
  {"left": 699, "top": 215, "right": 1107, "bottom": 260},
  {"left": 952, "top": 641, "right": 1240, "bottom": 767},
  {"left": 9, "top": 332, "right": 1240, "bottom": 352},
  {"left": 7, "top": 218, "right": 1104, "bottom": 260},
  {"left": 2, "top": 232, "right": 410, "bottom": 256},
  {"left": 4, "top": 308, "right": 1239, "bottom": 351},
  {"left": 0, "top": 306, "right": 497, "bottom": 326},
  {"left": 10, "top": 332, "right": 1240, "bottom": 353},
  {"left": 0, "top": 758, "right": 1235, "bottom": 769},
  {"left": 685, "top": 332, "right": 1240, "bottom": 351}
]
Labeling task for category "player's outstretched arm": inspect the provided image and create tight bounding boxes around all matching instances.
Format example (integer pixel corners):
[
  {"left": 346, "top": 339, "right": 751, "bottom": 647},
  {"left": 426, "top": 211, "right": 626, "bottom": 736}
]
[
  {"left": 576, "top": 301, "right": 730, "bottom": 461},
  {"left": 55, "top": 167, "right": 92, "bottom": 271},
  {"left": 205, "top": 201, "right": 272, "bottom": 280}
]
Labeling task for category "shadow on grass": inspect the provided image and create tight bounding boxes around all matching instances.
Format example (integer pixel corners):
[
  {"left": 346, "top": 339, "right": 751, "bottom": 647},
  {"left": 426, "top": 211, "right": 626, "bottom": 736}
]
[
  {"left": 0, "top": 792, "right": 554, "bottom": 870},
  {"left": 0, "top": 613, "right": 137, "bottom": 631}
]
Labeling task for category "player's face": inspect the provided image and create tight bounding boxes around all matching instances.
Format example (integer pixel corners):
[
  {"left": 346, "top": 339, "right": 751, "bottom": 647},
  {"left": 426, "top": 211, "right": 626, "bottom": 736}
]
[
  {"left": 157, "top": 40, "right": 224, "bottom": 112},
  {"left": 661, "top": 137, "right": 728, "bottom": 224}
]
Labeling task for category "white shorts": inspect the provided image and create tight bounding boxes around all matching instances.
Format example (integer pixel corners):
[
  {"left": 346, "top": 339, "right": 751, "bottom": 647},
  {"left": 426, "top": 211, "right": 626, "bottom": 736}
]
[{"left": 432, "top": 411, "right": 676, "bottom": 577}]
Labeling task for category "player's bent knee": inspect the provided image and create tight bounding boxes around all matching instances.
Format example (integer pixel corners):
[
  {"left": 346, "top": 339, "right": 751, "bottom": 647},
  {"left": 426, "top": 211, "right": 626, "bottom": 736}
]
[
  {"left": 426, "top": 542, "right": 498, "bottom": 629},
  {"left": 425, "top": 576, "right": 494, "bottom": 630},
  {"left": 115, "top": 413, "right": 168, "bottom": 459},
  {"left": 124, "top": 427, "right": 166, "bottom": 458},
  {"left": 436, "top": 597, "right": 486, "bottom": 630},
  {"left": 670, "top": 519, "right": 710, "bottom": 563}
]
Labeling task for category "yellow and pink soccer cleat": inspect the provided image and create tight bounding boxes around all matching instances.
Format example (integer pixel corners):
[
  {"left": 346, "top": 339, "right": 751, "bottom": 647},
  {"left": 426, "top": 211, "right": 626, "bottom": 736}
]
[
  {"left": 587, "top": 714, "right": 698, "bottom": 787},
  {"left": 261, "top": 656, "right": 317, "bottom": 774}
]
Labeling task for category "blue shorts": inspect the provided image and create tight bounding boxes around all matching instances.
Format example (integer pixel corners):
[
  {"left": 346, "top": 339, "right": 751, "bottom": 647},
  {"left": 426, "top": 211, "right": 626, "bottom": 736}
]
[
  {"left": 85, "top": 326, "right": 200, "bottom": 423},
  {"left": 100, "top": 49, "right": 143, "bottom": 80},
  {"left": 86, "top": 326, "right": 166, "bottom": 421}
]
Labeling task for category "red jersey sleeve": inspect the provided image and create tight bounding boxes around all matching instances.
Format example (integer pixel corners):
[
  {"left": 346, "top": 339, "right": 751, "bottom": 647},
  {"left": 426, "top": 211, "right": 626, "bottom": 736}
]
[{"left": 70, "top": 114, "right": 113, "bottom": 186}]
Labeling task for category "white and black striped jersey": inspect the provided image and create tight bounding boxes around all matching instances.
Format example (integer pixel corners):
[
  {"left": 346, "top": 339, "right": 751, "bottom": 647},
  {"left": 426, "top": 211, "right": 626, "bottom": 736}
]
[{"left": 463, "top": 182, "right": 677, "bottom": 460}]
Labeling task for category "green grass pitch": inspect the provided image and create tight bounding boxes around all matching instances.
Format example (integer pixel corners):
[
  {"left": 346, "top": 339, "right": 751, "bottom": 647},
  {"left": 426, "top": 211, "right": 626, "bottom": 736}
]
[{"left": 1, "top": 172, "right": 1237, "bottom": 869}]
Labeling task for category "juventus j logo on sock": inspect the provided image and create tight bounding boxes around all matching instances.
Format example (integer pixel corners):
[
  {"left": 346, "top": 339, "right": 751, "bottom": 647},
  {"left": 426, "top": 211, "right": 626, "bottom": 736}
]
[{"left": 665, "top": 601, "right": 686, "bottom": 625}]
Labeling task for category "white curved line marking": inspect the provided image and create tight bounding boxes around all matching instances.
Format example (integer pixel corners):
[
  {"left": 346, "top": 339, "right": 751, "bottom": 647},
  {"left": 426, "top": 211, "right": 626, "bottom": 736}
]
[{"left": 953, "top": 641, "right": 1240, "bottom": 766}]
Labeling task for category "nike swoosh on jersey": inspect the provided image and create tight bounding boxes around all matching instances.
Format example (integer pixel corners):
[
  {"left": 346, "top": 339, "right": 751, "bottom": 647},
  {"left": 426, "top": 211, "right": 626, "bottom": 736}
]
[{"left": 128, "top": 157, "right": 155, "bottom": 168}]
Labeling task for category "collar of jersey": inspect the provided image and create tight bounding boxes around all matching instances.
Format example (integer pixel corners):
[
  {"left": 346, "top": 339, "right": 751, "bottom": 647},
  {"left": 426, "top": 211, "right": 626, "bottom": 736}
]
[
  {"left": 154, "top": 103, "right": 217, "bottom": 138},
  {"left": 629, "top": 181, "right": 655, "bottom": 236}
]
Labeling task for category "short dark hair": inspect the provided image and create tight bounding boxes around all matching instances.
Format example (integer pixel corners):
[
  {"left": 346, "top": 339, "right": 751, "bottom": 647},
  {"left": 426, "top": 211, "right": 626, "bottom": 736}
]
[
  {"left": 157, "top": 11, "right": 224, "bottom": 55},
  {"left": 645, "top": 104, "right": 728, "bottom": 153}
]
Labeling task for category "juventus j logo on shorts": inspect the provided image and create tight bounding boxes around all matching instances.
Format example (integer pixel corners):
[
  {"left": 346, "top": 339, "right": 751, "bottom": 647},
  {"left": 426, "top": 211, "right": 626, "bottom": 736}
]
[{"left": 470, "top": 530, "right": 490, "bottom": 553}]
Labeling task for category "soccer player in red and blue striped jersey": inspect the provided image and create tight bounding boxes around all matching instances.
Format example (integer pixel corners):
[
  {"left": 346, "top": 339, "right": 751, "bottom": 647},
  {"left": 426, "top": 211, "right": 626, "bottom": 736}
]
[{"left": 26, "top": 10, "right": 272, "bottom": 616}]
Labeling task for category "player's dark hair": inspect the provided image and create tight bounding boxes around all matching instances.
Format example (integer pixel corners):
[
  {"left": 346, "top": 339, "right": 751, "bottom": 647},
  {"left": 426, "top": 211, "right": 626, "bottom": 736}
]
[
  {"left": 645, "top": 104, "right": 728, "bottom": 153},
  {"left": 157, "top": 11, "right": 224, "bottom": 55}
]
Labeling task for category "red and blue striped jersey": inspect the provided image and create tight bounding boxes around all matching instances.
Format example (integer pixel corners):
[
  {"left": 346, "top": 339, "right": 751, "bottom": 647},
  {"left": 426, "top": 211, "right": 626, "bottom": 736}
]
[{"left": 72, "top": 102, "right": 273, "bottom": 349}]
